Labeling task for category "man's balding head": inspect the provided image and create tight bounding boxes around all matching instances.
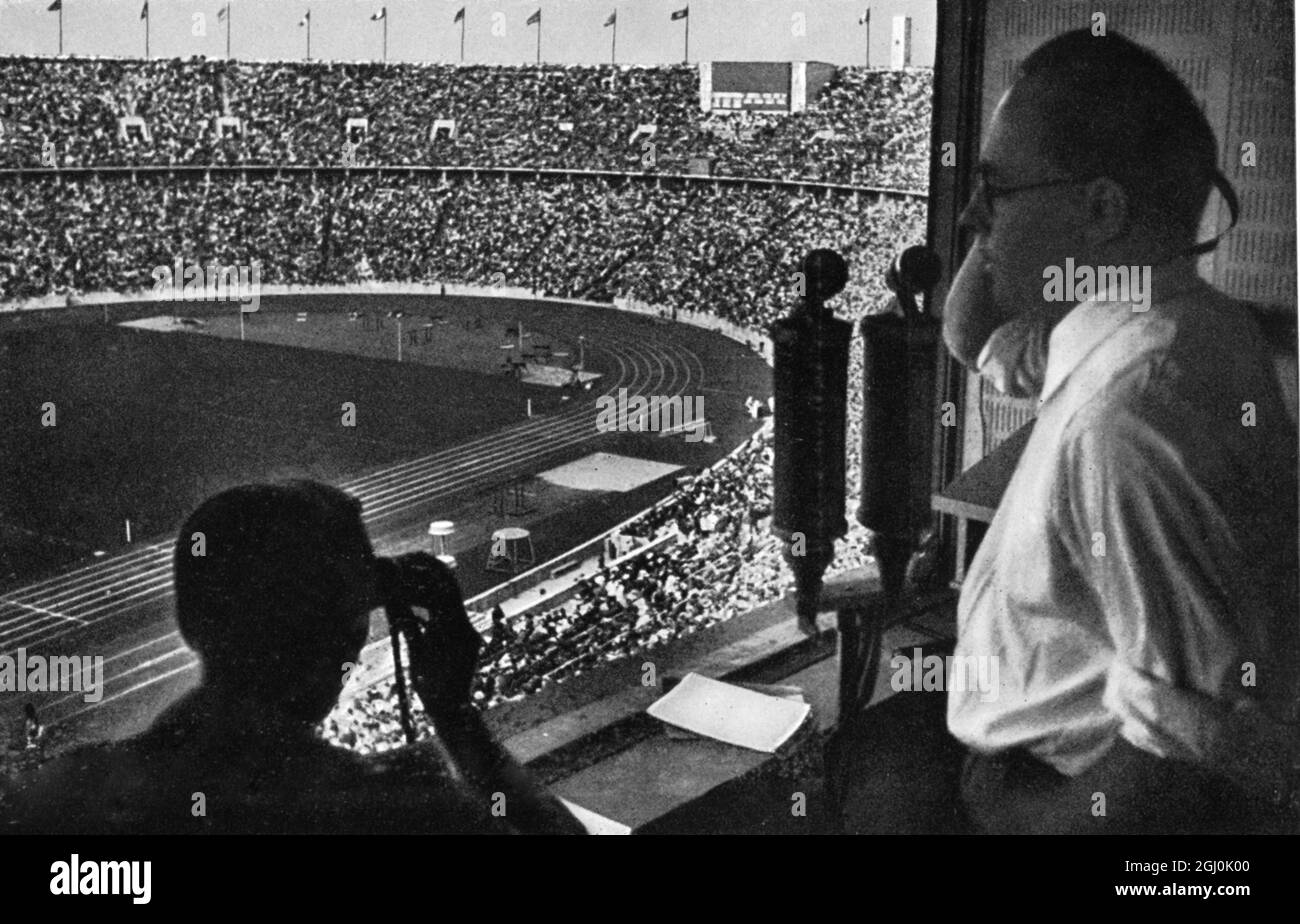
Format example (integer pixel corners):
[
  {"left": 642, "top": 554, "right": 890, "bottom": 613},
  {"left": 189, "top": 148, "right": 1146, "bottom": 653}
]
[
  {"left": 952, "top": 30, "right": 1223, "bottom": 335},
  {"left": 1009, "top": 29, "right": 1217, "bottom": 239}
]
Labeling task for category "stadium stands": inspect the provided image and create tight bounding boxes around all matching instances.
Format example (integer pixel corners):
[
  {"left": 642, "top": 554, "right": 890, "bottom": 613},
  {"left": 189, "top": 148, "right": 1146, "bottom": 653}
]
[
  {"left": 0, "top": 173, "right": 924, "bottom": 322},
  {"left": 0, "top": 57, "right": 929, "bottom": 187}
]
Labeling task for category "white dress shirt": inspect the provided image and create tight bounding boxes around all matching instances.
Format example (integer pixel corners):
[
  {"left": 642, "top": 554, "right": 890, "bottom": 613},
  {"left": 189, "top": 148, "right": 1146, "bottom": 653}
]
[{"left": 949, "top": 270, "right": 1299, "bottom": 777}]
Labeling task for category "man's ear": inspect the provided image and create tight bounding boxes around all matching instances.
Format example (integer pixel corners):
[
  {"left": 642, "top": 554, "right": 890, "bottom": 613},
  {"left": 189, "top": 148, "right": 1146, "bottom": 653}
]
[{"left": 1082, "top": 176, "right": 1129, "bottom": 246}]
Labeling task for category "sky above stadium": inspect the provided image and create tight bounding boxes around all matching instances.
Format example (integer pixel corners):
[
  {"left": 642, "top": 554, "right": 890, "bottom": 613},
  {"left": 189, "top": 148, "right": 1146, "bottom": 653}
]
[{"left": 0, "top": 0, "right": 935, "bottom": 67}]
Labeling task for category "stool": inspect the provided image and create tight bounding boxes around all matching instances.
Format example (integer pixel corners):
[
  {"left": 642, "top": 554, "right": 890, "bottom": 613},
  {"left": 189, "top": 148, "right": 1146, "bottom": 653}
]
[
  {"left": 428, "top": 520, "right": 455, "bottom": 562},
  {"left": 486, "top": 527, "right": 534, "bottom": 574}
]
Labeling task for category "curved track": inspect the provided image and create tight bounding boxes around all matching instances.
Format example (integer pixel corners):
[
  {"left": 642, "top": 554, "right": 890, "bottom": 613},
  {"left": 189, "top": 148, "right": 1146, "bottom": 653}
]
[{"left": 0, "top": 307, "right": 711, "bottom": 730}]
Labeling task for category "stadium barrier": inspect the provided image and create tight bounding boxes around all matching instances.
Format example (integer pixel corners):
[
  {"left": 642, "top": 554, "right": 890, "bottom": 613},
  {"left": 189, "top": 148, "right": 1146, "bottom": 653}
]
[
  {"left": 476, "top": 527, "right": 683, "bottom": 626},
  {"left": 0, "top": 163, "right": 928, "bottom": 205},
  {"left": 0, "top": 280, "right": 545, "bottom": 313},
  {"left": 0, "top": 280, "right": 777, "bottom": 367}
]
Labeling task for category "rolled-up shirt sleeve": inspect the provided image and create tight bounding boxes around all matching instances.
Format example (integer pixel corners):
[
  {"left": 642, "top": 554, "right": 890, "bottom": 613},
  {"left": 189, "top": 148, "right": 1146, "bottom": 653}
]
[{"left": 1056, "top": 403, "right": 1250, "bottom": 765}]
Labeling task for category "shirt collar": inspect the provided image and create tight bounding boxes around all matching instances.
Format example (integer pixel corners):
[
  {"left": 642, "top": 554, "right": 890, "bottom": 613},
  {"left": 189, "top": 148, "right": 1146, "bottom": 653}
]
[{"left": 1037, "top": 262, "right": 1205, "bottom": 406}]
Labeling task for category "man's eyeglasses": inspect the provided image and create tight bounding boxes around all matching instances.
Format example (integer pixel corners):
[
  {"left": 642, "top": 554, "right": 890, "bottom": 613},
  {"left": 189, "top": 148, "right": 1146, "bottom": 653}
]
[{"left": 973, "top": 168, "right": 1093, "bottom": 217}]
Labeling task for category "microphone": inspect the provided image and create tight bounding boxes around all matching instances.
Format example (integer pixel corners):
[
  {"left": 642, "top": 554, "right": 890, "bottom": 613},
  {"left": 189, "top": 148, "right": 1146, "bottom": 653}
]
[
  {"left": 886, "top": 246, "right": 942, "bottom": 315},
  {"left": 770, "top": 249, "right": 852, "bottom": 634},
  {"left": 859, "top": 245, "right": 943, "bottom": 601}
]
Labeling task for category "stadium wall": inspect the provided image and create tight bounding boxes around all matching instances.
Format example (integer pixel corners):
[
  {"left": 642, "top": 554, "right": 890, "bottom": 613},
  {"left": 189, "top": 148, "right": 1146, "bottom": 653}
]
[
  {"left": 0, "top": 280, "right": 776, "bottom": 366},
  {"left": 468, "top": 517, "right": 682, "bottom": 619},
  {"left": 0, "top": 165, "right": 927, "bottom": 202}
]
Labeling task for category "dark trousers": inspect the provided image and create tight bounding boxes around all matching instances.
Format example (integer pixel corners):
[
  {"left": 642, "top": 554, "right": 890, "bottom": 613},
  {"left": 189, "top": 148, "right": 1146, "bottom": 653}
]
[
  {"left": 831, "top": 691, "right": 1268, "bottom": 834},
  {"left": 830, "top": 691, "right": 968, "bottom": 834},
  {"left": 961, "top": 737, "right": 1265, "bottom": 834}
]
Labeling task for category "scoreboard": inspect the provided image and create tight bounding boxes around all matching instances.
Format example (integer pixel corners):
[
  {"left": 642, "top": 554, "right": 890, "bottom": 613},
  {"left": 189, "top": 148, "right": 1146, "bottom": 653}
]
[
  {"left": 709, "top": 62, "right": 791, "bottom": 111},
  {"left": 699, "top": 62, "right": 837, "bottom": 114}
]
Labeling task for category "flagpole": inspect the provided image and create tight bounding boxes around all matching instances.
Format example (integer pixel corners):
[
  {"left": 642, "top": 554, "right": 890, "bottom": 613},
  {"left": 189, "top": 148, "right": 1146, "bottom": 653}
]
[
  {"left": 306, "top": 15, "right": 311, "bottom": 60},
  {"left": 460, "top": 14, "right": 466, "bottom": 63},
  {"left": 684, "top": 14, "right": 689, "bottom": 63},
  {"left": 58, "top": 5, "right": 63, "bottom": 56},
  {"left": 611, "top": 17, "right": 616, "bottom": 64},
  {"left": 145, "top": 9, "right": 150, "bottom": 60},
  {"left": 865, "top": 10, "right": 870, "bottom": 67},
  {"left": 226, "top": 3, "right": 232, "bottom": 59},
  {"left": 383, "top": 14, "right": 388, "bottom": 63},
  {"left": 536, "top": 16, "right": 541, "bottom": 65}
]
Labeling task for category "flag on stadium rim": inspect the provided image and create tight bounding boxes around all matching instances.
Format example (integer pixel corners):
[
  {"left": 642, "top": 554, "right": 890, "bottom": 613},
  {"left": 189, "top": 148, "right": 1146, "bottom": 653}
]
[
  {"left": 371, "top": 7, "right": 386, "bottom": 21},
  {"left": 453, "top": 7, "right": 465, "bottom": 23},
  {"left": 47, "top": 0, "right": 61, "bottom": 10},
  {"left": 604, "top": 11, "right": 616, "bottom": 27},
  {"left": 140, "top": 1, "right": 149, "bottom": 20},
  {"left": 859, "top": 10, "right": 871, "bottom": 24},
  {"left": 299, "top": 11, "right": 310, "bottom": 26},
  {"left": 526, "top": 9, "right": 541, "bottom": 26},
  {"left": 218, "top": 4, "right": 229, "bottom": 22},
  {"left": 671, "top": 7, "right": 689, "bottom": 20}
]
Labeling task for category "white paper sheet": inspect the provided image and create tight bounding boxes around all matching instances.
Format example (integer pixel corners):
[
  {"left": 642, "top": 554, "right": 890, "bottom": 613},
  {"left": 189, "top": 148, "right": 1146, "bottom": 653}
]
[
  {"left": 560, "top": 798, "right": 632, "bottom": 835},
  {"left": 646, "top": 672, "right": 811, "bottom": 753}
]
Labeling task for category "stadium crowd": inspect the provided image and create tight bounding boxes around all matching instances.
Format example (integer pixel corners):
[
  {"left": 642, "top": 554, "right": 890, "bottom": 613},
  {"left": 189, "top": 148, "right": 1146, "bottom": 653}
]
[
  {"left": 0, "top": 56, "right": 929, "bottom": 187},
  {"left": 0, "top": 172, "right": 924, "bottom": 325}
]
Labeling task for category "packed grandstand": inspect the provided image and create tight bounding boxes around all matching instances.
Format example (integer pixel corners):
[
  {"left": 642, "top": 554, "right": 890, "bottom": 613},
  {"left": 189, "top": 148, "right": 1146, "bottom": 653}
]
[
  {"left": 0, "top": 56, "right": 931, "bottom": 758},
  {"left": 0, "top": 57, "right": 928, "bottom": 184}
]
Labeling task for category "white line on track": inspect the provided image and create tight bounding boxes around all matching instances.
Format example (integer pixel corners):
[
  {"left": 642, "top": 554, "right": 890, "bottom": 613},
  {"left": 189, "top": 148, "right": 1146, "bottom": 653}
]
[{"left": 0, "top": 596, "right": 85, "bottom": 625}]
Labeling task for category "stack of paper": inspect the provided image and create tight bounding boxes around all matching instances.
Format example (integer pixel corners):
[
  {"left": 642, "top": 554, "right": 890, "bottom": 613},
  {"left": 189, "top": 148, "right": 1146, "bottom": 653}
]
[{"left": 646, "top": 672, "right": 811, "bottom": 753}]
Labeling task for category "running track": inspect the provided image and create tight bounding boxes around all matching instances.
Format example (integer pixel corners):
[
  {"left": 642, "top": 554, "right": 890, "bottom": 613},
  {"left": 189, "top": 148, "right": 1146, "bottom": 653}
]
[{"left": 0, "top": 308, "right": 710, "bottom": 736}]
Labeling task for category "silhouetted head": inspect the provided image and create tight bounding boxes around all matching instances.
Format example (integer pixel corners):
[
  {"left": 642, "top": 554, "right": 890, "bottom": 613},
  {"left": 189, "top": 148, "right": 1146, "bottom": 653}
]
[{"left": 173, "top": 481, "right": 378, "bottom": 724}]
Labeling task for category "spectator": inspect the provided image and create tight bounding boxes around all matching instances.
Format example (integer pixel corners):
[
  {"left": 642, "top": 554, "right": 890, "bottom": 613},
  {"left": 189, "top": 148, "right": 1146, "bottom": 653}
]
[{"left": 3, "top": 481, "right": 584, "bottom": 834}]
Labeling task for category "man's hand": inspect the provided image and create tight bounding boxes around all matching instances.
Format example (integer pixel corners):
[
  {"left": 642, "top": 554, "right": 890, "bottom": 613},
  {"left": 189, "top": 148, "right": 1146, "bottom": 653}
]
[
  {"left": 978, "top": 307, "right": 1058, "bottom": 398},
  {"left": 384, "top": 552, "right": 481, "bottom": 717},
  {"left": 942, "top": 247, "right": 1010, "bottom": 370},
  {"left": 379, "top": 554, "right": 584, "bottom": 833}
]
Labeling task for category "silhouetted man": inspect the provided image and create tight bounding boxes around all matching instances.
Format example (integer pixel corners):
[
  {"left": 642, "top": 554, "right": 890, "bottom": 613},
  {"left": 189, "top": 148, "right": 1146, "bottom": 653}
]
[{"left": 4, "top": 481, "right": 584, "bottom": 834}]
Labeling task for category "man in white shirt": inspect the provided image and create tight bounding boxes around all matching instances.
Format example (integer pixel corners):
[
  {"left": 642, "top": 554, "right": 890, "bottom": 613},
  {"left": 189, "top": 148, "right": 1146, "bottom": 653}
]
[{"left": 940, "top": 30, "right": 1298, "bottom": 833}]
